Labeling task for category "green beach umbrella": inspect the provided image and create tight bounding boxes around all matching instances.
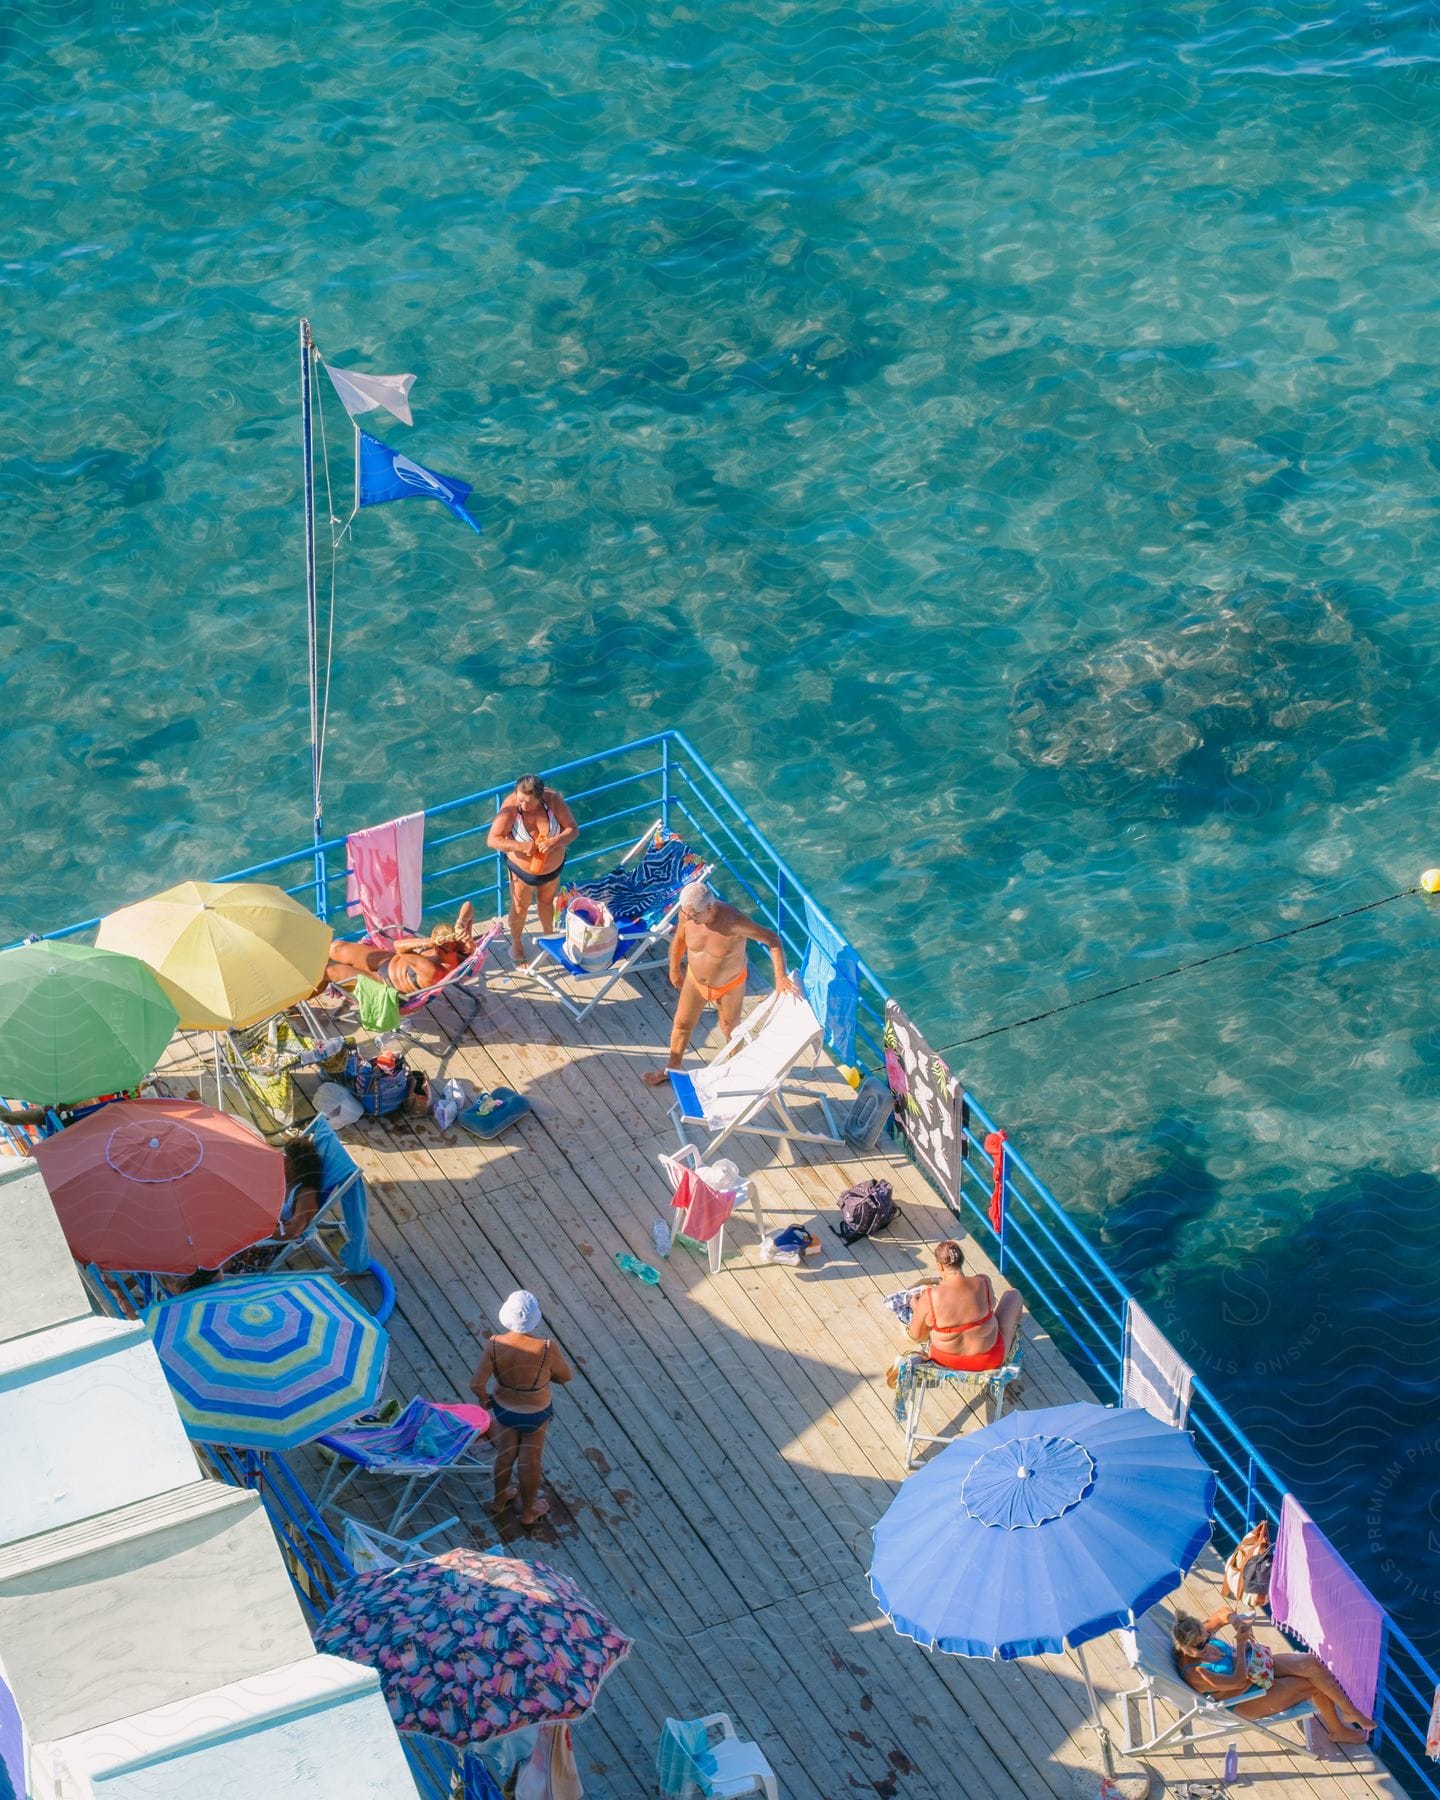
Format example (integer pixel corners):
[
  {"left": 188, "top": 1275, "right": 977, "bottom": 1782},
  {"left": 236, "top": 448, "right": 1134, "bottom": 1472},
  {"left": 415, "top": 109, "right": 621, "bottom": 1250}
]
[{"left": 0, "top": 940, "right": 180, "bottom": 1105}]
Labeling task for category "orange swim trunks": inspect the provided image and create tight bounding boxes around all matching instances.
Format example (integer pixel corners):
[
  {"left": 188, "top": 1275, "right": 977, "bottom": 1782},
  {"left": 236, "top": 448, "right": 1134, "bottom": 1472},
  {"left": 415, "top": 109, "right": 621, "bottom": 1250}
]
[{"left": 692, "top": 969, "right": 746, "bottom": 1005}]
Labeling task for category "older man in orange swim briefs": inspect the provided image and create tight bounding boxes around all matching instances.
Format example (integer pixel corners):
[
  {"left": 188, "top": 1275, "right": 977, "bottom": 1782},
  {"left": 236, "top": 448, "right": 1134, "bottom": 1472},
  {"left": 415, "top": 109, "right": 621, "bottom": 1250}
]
[{"left": 642, "top": 881, "right": 798, "bottom": 1086}]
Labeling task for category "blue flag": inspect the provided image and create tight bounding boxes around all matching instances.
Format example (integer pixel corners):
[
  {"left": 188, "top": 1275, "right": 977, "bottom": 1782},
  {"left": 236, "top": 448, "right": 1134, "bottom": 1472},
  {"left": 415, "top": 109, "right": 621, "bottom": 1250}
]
[{"left": 356, "top": 430, "right": 480, "bottom": 533}]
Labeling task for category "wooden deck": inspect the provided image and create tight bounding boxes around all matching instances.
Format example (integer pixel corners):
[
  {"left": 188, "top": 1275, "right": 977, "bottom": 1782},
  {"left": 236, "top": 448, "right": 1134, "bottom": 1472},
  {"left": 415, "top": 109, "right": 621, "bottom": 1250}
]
[{"left": 161, "top": 953, "right": 1406, "bottom": 1799}]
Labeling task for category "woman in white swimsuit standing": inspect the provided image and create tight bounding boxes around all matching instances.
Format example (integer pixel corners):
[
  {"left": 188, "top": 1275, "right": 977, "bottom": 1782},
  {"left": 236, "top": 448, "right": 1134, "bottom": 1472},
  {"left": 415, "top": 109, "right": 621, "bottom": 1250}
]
[{"left": 486, "top": 774, "right": 579, "bottom": 963}]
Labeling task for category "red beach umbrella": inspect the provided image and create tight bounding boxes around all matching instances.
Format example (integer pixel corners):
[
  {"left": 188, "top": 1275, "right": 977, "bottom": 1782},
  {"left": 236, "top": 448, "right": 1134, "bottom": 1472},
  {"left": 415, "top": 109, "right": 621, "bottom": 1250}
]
[{"left": 35, "top": 1097, "right": 285, "bottom": 1275}]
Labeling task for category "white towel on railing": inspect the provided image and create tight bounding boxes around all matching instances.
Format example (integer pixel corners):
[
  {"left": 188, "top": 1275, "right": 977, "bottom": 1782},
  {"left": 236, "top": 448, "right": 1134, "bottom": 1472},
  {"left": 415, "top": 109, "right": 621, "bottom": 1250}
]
[{"left": 1121, "top": 1298, "right": 1194, "bottom": 1430}]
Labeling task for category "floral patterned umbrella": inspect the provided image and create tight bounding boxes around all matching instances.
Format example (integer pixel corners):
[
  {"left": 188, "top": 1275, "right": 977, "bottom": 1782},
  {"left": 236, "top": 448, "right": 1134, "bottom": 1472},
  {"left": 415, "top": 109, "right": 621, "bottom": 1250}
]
[{"left": 312, "top": 1550, "right": 632, "bottom": 1748}]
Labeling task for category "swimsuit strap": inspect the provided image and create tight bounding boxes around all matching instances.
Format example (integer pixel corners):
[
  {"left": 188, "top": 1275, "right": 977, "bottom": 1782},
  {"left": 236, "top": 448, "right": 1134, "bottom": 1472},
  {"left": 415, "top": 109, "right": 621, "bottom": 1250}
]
[
  {"left": 1197, "top": 1638, "right": 1235, "bottom": 1676},
  {"left": 512, "top": 799, "right": 557, "bottom": 844},
  {"left": 499, "top": 1335, "right": 550, "bottom": 1393},
  {"left": 928, "top": 1276, "right": 997, "bottom": 1335}
]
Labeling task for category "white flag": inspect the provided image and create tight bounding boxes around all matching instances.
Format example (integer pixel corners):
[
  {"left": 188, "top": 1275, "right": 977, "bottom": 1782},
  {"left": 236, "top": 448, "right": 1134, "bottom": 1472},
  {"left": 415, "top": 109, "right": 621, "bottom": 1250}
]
[{"left": 324, "top": 363, "right": 416, "bottom": 427}]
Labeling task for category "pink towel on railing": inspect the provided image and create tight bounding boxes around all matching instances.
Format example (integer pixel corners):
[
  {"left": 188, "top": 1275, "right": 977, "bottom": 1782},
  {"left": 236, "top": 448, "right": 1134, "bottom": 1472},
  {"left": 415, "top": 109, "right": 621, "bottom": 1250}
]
[
  {"left": 671, "top": 1165, "right": 735, "bottom": 1244},
  {"left": 346, "top": 812, "right": 424, "bottom": 936},
  {"left": 1271, "top": 1492, "right": 1385, "bottom": 1720}
]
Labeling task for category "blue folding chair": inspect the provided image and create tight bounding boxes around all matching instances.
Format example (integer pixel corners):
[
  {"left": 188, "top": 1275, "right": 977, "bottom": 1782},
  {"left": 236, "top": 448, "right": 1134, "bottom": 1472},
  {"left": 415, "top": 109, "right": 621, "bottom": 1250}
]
[
  {"left": 514, "top": 821, "right": 711, "bottom": 1023},
  {"left": 314, "top": 1397, "right": 493, "bottom": 1533}
]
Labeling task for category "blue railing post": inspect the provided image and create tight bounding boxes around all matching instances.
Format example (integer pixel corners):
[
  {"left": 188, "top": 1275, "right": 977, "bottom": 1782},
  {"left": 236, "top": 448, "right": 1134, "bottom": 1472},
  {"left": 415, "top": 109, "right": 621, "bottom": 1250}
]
[
  {"left": 1374, "top": 1620, "right": 1389, "bottom": 1751},
  {"left": 1244, "top": 1456, "right": 1257, "bottom": 1528},
  {"left": 313, "top": 841, "right": 328, "bottom": 923},
  {"left": 998, "top": 1181, "right": 1008, "bottom": 1278},
  {"left": 661, "top": 736, "right": 672, "bottom": 834},
  {"left": 775, "top": 867, "right": 785, "bottom": 940}
]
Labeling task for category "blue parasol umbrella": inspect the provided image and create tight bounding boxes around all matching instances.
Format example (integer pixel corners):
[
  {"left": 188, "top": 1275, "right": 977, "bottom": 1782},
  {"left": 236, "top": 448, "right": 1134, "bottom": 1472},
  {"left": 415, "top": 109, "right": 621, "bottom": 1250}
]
[
  {"left": 871, "top": 1401, "right": 1214, "bottom": 1657},
  {"left": 871, "top": 1401, "right": 1214, "bottom": 1794},
  {"left": 148, "top": 1273, "right": 389, "bottom": 1451}
]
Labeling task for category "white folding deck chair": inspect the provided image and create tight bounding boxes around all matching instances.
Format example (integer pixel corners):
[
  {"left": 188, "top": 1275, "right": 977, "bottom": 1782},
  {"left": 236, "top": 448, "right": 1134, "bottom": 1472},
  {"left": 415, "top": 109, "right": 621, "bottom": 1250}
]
[
  {"left": 1119, "top": 1603, "right": 1314, "bottom": 1755},
  {"left": 339, "top": 1512, "right": 460, "bottom": 1572},
  {"left": 513, "top": 820, "right": 711, "bottom": 1023},
  {"left": 668, "top": 989, "right": 843, "bottom": 1159},
  {"left": 656, "top": 1143, "right": 762, "bottom": 1273}
]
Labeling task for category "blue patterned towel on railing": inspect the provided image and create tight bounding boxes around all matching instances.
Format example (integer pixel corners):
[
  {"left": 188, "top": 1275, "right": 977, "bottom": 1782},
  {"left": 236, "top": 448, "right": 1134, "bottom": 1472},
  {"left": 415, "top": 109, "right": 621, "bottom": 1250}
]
[{"left": 563, "top": 832, "right": 703, "bottom": 925}]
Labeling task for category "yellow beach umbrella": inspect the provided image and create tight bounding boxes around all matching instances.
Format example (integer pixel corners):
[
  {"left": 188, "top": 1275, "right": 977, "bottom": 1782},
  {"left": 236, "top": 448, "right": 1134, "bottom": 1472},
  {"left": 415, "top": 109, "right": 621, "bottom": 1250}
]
[{"left": 96, "top": 880, "right": 331, "bottom": 1030}]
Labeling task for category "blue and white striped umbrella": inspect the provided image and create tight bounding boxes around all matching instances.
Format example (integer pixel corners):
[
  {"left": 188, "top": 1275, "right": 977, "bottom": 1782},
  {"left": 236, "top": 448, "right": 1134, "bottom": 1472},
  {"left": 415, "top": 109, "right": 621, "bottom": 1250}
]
[
  {"left": 148, "top": 1273, "right": 389, "bottom": 1451},
  {"left": 870, "top": 1401, "right": 1215, "bottom": 1659}
]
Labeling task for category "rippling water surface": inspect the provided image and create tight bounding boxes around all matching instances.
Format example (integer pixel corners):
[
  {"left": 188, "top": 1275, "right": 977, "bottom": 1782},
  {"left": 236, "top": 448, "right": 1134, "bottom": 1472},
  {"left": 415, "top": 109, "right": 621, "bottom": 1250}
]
[{"left": 6, "top": 0, "right": 1440, "bottom": 1649}]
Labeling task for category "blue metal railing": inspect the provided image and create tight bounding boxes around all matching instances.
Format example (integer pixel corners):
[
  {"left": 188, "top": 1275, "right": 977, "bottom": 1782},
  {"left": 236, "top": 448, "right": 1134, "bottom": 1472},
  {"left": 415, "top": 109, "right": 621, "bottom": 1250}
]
[{"left": 52, "top": 730, "right": 1440, "bottom": 1796}]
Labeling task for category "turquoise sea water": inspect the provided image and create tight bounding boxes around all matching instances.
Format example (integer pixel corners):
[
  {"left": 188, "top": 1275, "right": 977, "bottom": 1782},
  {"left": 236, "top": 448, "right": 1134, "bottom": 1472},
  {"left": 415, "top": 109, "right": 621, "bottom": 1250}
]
[{"left": 7, "top": 0, "right": 1440, "bottom": 1647}]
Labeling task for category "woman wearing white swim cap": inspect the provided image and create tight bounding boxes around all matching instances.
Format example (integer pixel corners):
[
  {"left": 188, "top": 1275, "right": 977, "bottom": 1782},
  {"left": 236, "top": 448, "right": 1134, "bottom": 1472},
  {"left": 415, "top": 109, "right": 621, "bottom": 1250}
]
[{"left": 471, "top": 1288, "right": 573, "bottom": 1526}]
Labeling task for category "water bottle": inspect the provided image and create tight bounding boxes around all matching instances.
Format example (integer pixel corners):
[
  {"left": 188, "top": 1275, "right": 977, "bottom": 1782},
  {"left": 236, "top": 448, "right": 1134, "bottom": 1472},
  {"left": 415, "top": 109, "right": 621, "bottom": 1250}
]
[
  {"left": 1223, "top": 1742, "right": 1238, "bottom": 1782},
  {"left": 652, "top": 1217, "right": 672, "bottom": 1258}
]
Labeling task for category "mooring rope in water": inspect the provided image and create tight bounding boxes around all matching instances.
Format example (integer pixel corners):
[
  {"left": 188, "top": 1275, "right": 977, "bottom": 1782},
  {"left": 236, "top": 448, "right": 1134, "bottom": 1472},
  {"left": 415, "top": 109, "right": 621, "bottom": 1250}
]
[{"left": 932, "top": 884, "right": 1422, "bottom": 1055}]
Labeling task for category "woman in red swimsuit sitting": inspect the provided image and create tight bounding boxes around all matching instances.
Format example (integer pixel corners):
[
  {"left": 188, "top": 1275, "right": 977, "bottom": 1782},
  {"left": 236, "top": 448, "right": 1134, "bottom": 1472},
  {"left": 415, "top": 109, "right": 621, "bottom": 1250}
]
[{"left": 908, "top": 1240, "right": 1024, "bottom": 1371}]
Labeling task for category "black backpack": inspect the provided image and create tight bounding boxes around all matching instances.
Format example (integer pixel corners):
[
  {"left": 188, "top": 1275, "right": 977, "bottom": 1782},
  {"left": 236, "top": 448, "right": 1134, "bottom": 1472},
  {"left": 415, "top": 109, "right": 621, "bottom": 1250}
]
[
  {"left": 1241, "top": 1550, "right": 1274, "bottom": 1605},
  {"left": 831, "top": 1178, "right": 897, "bottom": 1245}
]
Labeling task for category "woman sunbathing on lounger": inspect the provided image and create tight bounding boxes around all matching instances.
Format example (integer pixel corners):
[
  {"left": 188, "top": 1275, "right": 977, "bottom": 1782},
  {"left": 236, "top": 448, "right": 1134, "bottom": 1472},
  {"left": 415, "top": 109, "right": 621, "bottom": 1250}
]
[
  {"left": 906, "top": 1240, "right": 1024, "bottom": 1371},
  {"left": 486, "top": 774, "right": 579, "bottom": 964},
  {"left": 1173, "top": 1608, "right": 1375, "bottom": 1743},
  {"left": 324, "top": 902, "right": 476, "bottom": 994}
]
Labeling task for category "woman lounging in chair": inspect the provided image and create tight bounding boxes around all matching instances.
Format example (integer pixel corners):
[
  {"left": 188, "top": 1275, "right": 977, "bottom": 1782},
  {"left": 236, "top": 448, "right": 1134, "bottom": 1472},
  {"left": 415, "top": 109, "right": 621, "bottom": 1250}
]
[
  {"left": 223, "top": 1135, "right": 325, "bottom": 1275},
  {"left": 907, "top": 1240, "right": 1023, "bottom": 1371},
  {"left": 486, "top": 775, "right": 579, "bottom": 964},
  {"left": 1173, "top": 1609, "right": 1374, "bottom": 1743},
  {"left": 324, "top": 902, "right": 475, "bottom": 994},
  {"left": 178, "top": 1136, "right": 325, "bottom": 1287}
]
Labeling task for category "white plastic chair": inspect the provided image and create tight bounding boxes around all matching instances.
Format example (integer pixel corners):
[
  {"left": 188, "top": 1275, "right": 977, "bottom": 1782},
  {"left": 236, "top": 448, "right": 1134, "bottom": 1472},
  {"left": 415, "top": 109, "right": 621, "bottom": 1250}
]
[
  {"left": 667, "top": 990, "right": 843, "bottom": 1159},
  {"left": 657, "top": 1714, "right": 779, "bottom": 1800},
  {"left": 656, "top": 1144, "right": 761, "bottom": 1274},
  {"left": 898, "top": 1332, "right": 1025, "bottom": 1470}
]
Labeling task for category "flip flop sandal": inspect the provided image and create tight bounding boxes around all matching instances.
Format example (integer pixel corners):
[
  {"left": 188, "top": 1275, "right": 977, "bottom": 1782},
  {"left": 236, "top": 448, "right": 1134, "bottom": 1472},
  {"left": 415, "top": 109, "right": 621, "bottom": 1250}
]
[{"left": 614, "top": 1252, "right": 661, "bottom": 1285}]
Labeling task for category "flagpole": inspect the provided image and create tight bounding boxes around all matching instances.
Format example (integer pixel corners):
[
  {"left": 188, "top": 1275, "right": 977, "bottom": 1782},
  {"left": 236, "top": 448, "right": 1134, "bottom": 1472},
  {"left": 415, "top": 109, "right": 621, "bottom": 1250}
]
[{"left": 299, "top": 316, "right": 326, "bottom": 920}]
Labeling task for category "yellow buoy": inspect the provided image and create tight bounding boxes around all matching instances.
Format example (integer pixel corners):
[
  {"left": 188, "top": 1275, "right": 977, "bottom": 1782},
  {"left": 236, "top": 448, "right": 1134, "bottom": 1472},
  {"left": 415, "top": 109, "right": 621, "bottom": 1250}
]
[{"left": 1421, "top": 870, "right": 1440, "bottom": 894}]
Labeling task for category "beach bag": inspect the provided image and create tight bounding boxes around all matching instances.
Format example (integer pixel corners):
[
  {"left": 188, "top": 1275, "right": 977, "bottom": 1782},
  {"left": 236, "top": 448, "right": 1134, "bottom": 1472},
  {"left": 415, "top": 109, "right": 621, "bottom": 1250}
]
[
  {"left": 1222, "top": 1519, "right": 1271, "bottom": 1609},
  {"left": 563, "top": 894, "right": 618, "bottom": 972},
  {"left": 843, "top": 1074, "right": 893, "bottom": 1150},
  {"left": 345, "top": 1050, "right": 412, "bottom": 1118},
  {"left": 1241, "top": 1549, "right": 1274, "bottom": 1607},
  {"left": 831, "top": 1177, "right": 897, "bottom": 1245}
]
